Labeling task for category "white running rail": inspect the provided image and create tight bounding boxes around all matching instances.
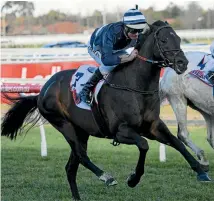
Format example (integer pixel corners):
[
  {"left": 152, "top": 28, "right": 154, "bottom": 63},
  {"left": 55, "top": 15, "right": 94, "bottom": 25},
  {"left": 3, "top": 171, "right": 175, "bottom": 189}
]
[
  {"left": 1, "top": 48, "right": 92, "bottom": 64},
  {"left": 1, "top": 45, "right": 210, "bottom": 64},
  {"left": 1, "top": 30, "right": 214, "bottom": 46}
]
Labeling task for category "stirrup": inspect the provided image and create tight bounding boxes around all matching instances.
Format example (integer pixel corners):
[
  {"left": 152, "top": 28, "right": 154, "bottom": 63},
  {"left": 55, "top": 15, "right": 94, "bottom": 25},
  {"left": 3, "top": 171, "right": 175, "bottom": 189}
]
[{"left": 85, "top": 92, "right": 93, "bottom": 106}]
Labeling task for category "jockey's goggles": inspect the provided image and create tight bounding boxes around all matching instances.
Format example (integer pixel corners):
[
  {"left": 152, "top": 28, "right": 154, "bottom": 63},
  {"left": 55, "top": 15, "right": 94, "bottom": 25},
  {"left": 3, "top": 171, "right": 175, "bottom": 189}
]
[{"left": 125, "top": 26, "right": 143, "bottom": 34}]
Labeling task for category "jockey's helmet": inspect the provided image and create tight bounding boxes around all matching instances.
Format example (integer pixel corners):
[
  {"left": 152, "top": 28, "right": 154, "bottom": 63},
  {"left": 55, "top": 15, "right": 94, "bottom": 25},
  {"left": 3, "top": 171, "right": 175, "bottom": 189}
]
[
  {"left": 210, "top": 41, "right": 214, "bottom": 57},
  {"left": 123, "top": 8, "right": 149, "bottom": 34}
]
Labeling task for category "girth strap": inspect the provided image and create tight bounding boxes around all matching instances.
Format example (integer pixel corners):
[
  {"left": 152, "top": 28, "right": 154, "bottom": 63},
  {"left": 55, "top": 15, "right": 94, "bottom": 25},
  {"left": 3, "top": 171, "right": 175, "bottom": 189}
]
[{"left": 90, "top": 96, "right": 112, "bottom": 138}]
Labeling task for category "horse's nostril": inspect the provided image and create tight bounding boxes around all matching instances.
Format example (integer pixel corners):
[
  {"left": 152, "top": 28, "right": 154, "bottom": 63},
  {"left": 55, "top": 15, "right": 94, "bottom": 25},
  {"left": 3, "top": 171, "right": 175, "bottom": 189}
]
[
  {"left": 177, "top": 60, "right": 184, "bottom": 65},
  {"left": 175, "top": 59, "right": 187, "bottom": 74}
]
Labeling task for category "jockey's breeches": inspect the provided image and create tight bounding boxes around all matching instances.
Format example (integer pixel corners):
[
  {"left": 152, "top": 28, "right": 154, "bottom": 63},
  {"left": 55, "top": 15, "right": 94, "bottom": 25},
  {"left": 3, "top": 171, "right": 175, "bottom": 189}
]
[{"left": 87, "top": 42, "right": 127, "bottom": 75}]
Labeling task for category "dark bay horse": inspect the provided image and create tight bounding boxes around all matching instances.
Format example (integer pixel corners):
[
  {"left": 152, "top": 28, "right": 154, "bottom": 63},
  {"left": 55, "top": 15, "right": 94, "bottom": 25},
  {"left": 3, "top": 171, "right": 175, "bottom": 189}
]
[{"left": 2, "top": 21, "right": 211, "bottom": 201}]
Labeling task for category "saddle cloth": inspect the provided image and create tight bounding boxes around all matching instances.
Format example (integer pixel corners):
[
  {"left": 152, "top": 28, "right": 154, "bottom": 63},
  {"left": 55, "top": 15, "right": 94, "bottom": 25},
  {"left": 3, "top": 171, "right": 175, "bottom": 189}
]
[
  {"left": 188, "top": 53, "right": 214, "bottom": 86},
  {"left": 189, "top": 70, "right": 214, "bottom": 87},
  {"left": 70, "top": 65, "right": 105, "bottom": 110}
]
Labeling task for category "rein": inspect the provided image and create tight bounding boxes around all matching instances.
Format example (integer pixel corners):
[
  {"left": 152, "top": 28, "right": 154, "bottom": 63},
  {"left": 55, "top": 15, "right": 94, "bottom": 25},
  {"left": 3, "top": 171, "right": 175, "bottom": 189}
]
[{"left": 136, "top": 54, "right": 165, "bottom": 66}]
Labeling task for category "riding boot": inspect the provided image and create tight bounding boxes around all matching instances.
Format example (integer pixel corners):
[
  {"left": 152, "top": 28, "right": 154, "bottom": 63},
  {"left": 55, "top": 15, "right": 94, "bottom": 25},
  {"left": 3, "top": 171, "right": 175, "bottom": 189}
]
[{"left": 78, "top": 68, "right": 103, "bottom": 105}]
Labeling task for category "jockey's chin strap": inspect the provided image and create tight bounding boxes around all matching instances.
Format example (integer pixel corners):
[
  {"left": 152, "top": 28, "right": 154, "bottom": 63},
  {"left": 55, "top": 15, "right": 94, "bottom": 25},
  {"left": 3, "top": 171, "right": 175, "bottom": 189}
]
[{"left": 136, "top": 54, "right": 172, "bottom": 67}]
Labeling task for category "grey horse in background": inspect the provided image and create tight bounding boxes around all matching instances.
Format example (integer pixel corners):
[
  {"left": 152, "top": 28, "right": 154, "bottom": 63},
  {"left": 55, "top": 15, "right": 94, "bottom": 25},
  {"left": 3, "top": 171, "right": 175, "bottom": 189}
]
[{"left": 160, "top": 51, "right": 214, "bottom": 171}]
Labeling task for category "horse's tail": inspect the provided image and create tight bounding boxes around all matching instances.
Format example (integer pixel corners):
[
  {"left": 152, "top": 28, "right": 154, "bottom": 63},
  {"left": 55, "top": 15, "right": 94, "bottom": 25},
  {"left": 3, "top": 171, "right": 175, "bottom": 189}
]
[{"left": 1, "top": 94, "right": 40, "bottom": 140}]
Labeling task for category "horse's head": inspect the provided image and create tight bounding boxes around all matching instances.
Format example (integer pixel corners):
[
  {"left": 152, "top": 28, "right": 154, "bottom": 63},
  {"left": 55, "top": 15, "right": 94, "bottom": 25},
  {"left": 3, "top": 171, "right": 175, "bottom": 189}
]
[{"left": 152, "top": 21, "right": 188, "bottom": 74}]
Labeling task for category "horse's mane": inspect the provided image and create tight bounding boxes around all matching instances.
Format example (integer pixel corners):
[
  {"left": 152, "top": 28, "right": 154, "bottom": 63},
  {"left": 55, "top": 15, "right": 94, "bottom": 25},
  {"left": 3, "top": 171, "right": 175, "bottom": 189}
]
[{"left": 135, "top": 21, "right": 168, "bottom": 51}]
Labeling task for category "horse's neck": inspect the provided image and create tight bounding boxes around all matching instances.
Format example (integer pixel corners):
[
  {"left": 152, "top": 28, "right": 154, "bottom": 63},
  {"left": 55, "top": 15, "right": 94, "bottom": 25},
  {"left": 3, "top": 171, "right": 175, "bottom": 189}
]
[{"left": 111, "top": 34, "right": 161, "bottom": 91}]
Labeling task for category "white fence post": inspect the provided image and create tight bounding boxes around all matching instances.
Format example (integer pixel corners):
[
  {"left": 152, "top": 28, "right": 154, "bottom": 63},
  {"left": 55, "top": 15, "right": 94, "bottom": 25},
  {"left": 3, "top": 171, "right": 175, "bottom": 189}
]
[
  {"left": 19, "top": 93, "right": 47, "bottom": 157},
  {"left": 159, "top": 143, "right": 166, "bottom": 162},
  {"left": 38, "top": 118, "right": 47, "bottom": 157}
]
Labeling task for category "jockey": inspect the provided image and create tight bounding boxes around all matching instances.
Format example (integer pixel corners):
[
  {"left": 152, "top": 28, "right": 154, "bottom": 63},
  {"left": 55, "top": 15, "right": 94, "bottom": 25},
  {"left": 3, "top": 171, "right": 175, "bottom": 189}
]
[
  {"left": 202, "top": 41, "right": 214, "bottom": 73},
  {"left": 210, "top": 40, "right": 214, "bottom": 58},
  {"left": 78, "top": 8, "right": 150, "bottom": 105}
]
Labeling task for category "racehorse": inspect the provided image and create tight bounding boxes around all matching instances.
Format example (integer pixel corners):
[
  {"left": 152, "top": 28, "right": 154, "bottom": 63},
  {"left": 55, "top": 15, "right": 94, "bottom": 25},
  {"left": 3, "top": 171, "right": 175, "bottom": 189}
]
[
  {"left": 160, "top": 51, "right": 214, "bottom": 171},
  {"left": 2, "top": 21, "right": 211, "bottom": 201}
]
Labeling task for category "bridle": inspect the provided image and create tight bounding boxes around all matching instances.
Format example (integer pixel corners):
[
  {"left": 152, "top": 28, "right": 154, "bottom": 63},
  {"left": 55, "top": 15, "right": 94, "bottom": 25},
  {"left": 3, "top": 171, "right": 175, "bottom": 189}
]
[
  {"left": 137, "top": 25, "right": 183, "bottom": 71},
  {"left": 105, "top": 25, "right": 183, "bottom": 95}
]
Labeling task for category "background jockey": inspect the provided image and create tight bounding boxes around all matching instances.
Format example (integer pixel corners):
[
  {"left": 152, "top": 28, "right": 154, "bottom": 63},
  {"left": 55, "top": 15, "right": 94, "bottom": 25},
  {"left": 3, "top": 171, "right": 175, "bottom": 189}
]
[
  {"left": 211, "top": 41, "right": 214, "bottom": 58},
  {"left": 78, "top": 8, "right": 150, "bottom": 105},
  {"left": 200, "top": 41, "right": 214, "bottom": 73}
]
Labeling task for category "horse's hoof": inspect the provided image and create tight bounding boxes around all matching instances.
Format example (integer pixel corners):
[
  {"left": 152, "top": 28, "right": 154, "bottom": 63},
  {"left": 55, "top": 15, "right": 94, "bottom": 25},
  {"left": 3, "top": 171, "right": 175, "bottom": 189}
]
[
  {"left": 99, "top": 173, "right": 118, "bottom": 186},
  {"left": 197, "top": 173, "right": 212, "bottom": 182},
  {"left": 127, "top": 172, "right": 140, "bottom": 188},
  {"left": 73, "top": 196, "right": 81, "bottom": 201},
  {"left": 106, "top": 177, "right": 118, "bottom": 186}
]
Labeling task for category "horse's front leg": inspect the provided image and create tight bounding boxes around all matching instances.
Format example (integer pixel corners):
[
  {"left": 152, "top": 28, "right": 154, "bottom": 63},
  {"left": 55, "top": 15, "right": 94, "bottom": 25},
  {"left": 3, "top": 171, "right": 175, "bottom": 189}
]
[
  {"left": 116, "top": 122, "right": 149, "bottom": 188},
  {"left": 168, "top": 95, "right": 209, "bottom": 170},
  {"left": 200, "top": 112, "right": 214, "bottom": 150}
]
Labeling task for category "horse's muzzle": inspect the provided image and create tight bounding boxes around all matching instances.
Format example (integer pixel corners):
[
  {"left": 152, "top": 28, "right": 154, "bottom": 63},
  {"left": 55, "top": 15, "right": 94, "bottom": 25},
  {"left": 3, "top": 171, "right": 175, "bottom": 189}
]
[{"left": 174, "top": 58, "right": 188, "bottom": 74}]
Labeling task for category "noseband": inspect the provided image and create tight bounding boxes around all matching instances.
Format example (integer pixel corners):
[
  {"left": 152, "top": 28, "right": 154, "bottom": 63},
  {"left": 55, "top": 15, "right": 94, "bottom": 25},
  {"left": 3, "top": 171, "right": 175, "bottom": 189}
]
[{"left": 154, "top": 26, "right": 182, "bottom": 68}]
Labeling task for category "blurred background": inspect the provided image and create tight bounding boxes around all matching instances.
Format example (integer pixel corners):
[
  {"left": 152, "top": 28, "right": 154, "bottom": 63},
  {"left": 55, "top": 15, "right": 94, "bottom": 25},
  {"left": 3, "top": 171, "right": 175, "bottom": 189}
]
[{"left": 1, "top": 0, "right": 214, "bottom": 47}]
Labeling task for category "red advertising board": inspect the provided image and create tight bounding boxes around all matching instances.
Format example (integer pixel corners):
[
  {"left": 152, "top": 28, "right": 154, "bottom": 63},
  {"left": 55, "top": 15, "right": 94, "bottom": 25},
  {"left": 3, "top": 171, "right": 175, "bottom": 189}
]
[
  {"left": 1, "top": 61, "right": 164, "bottom": 79},
  {"left": 1, "top": 61, "right": 98, "bottom": 79},
  {"left": 1, "top": 61, "right": 98, "bottom": 103}
]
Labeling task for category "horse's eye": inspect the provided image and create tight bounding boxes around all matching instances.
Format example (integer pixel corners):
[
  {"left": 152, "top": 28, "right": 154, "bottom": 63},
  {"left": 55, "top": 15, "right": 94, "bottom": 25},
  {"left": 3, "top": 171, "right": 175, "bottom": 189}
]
[{"left": 161, "top": 38, "right": 168, "bottom": 43}]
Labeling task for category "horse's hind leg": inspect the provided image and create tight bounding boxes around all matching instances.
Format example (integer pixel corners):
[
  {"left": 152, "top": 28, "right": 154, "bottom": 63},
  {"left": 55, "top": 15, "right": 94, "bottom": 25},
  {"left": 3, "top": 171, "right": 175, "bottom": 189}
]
[
  {"left": 74, "top": 127, "right": 118, "bottom": 186},
  {"left": 200, "top": 112, "right": 214, "bottom": 149},
  {"left": 48, "top": 120, "right": 117, "bottom": 199},
  {"left": 151, "top": 120, "right": 211, "bottom": 181},
  {"left": 66, "top": 151, "right": 81, "bottom": 200},
  {"left": 46, "top": 120, "right": 83, "bottom": 200},
  {"left": 208, "top": 116, "right": 214, "bottom": 149},
  {"left": 168, "top": 96, "right": 208, "bottom": 168}
]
